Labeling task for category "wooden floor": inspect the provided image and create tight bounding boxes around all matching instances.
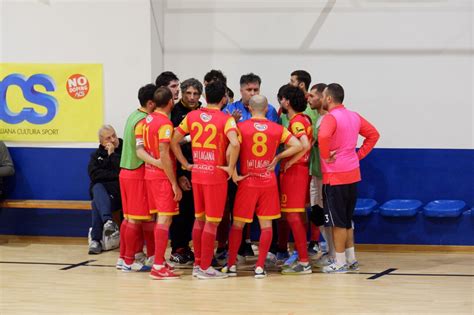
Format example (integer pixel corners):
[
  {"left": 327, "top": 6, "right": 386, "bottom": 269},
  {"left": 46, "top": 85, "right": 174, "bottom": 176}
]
[{"left": 0, "top": 238, "right": 473, "bottom": 314}]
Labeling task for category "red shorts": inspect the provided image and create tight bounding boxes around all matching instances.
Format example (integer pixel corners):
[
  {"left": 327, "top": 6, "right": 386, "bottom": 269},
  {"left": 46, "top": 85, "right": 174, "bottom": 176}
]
[
  {"left": 233, "top": 183, "right": 281, "bottom": 223},
  {"left": 279, "top": 164, "right": 310, "bottom": 213},
  {"left": 119, "top": 166, "right": 150, "bottom": 220},
  {"left": 146, "top": 178, "right": 179, "bottom": 216},
  {"left": 192, "top": 182, "right": 227, "bottom": 222}
]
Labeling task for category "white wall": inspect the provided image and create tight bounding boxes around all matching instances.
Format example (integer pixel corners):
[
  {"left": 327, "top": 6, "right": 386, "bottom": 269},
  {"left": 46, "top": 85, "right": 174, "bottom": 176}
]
[
  {"left": 162, "top": 0, "right": 473, "bottom": 149},
  {"left": 1, "top": 0, "right": 153, "bottom": 147},
  {"left": 1, "top": 0, "right": 472, "bottom": 149}
]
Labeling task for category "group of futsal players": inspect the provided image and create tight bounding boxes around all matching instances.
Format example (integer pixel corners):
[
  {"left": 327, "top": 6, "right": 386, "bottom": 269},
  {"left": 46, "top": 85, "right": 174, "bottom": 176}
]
[{"left": 115, "top": 69, "right": 380, "bottom": 280}]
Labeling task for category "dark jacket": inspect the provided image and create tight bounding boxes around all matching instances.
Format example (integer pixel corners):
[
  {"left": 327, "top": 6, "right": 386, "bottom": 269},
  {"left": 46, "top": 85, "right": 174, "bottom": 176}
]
[
  {"left": 88, "top": 139, "right": 123, "bottom": 209},
  {"left": 171, "top": 100, "right": 201, "bottom": 179}
]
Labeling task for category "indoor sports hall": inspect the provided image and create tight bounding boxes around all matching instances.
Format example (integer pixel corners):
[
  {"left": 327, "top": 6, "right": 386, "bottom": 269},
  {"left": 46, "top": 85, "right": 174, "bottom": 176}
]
[{"left": 0, "top": 0, "right": 472, "bottom": 314}]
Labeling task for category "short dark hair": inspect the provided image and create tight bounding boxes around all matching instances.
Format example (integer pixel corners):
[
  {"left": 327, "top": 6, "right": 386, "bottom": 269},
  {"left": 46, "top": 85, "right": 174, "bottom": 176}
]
[
  {"left": 279, "top": 84, "right": 307, "bottom": 113},
  {"left": 203, "top": 70, "right": 227, "bottom": 85},
  {"left": 155, "top": 71, "right": 179, "bottom": 87},
  {"left": 227, "top": 87, "right": 234, "bottom": 98},
  {"left": 310, "top": 83, "right": 327, "bottom": 93},
  {"left": 326, "top": 83, "right": 344, "bottom": 104},
  {"left": 291, "top": 70, "right": 311, "bottom": 90},
  {"left": 205, "top": 80, "right": 227, "bottom": 104},
  {"left": 240, "top": 73, "right": 261, "bottom": 86},
  {"left": 277, "top": 84, "right": 286, "bottom": 102},
  {"left": 153, "top": 86, "right": 173, "bottom": 108},
  {"left": 138, "top": 84, "right": 158, "bottom": 107}
]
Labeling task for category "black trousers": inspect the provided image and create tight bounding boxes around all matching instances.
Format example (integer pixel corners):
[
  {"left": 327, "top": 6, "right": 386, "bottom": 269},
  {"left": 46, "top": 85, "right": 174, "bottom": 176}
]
[{"left": 170, "top": 189, "right": 195, "bottom": 251}]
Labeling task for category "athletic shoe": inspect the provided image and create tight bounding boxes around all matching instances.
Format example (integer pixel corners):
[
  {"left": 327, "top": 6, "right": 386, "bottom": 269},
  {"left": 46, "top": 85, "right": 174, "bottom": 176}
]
[
  {"left": 308, "top": 241, "right": 320, "bottom": 256},
  {"left": 88, "top": 240, "right": 102, "bottom": 255},
  {"left": 145, "top": 255, "right": 155, "bottom": 267},
  {"left": 347, "top": 260, "right": 360, "bottom": 271},
  {"left": 103, "top": 220, "right": 119, "bottom": 237},
  {"left": 150, "top": 265, "right": 180, "bottom": 280},
  {"left": 322, "top": 263, "right": 348, "bottom": 274},
  {"left": 254, "top": 266, "right": 267, "bottom": 279},
  {"left": 215, "top": 247, "right": 228, "bottom": 266},
  {"left": 281, "top": 262, "right": 312, "bottom": 275},
  {"left": 122, "top": 261, "right": 152, "bottom": 272},
  {"left": 196, "top": 266, "right": 229, "bottom": 280},
  {"left": 276, "top": 251, "right": 290, "bottom": 265},
  {"left": 183, "top": 247, "right": 195, "bottom": 263},
  {"left": 170, "top": 248, "right": 193, "bottom": 265},
  {"left": 314, "top": 254, "right": 333, "bottom": 267},
  {"left": 116, "top": 257, "right": 124, "bottom": 270},
  {"left": 192, "top": 265, "right": 199, "bottom": 277},
  {"left": 135, "top": 252, "right": 146, "bottom": 265},
  {"left": 221, "top": 264, "right": 237, "bottom": 277},
  {"left": 102, "top": 230, "right": 119, "bottom": 251},
  {"left": 282, "top": 251, "right": 299, "bottom": 268},
  {"left": 265, "top": 252, "right": 277, "bottom": 267},
  {"left": 87, "top": 227, "right": 92, "bottom": 246}
]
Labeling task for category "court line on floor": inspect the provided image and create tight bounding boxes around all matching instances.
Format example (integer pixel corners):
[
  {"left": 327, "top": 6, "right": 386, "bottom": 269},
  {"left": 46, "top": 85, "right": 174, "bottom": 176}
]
[{"left": 1, "top": 261, "right": 473, "bottom": 279}]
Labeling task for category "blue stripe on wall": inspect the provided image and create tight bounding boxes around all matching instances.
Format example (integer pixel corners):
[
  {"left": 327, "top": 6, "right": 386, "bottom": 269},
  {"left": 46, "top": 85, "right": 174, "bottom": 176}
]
[{"left": 2, "top": 147, "right": 473, "bottom": 243}]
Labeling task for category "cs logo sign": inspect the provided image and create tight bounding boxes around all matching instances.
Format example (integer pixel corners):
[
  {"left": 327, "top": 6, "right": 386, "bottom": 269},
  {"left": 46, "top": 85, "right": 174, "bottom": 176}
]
[{"left": 0, "top": 73, "right": 58, "bottom": 125}]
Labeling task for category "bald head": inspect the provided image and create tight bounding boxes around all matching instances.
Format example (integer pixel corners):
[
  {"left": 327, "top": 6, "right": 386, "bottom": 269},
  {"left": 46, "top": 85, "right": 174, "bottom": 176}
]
[{"left": 249, "top": 95, "right": 268, "bottom": 115}]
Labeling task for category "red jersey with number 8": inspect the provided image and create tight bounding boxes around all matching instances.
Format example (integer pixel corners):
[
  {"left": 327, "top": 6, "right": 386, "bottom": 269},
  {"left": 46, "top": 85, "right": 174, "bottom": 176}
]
[
  {"left": 176, "top": 107, "right": 237, "bottom": 184},
  {"left": 237, "top": 118, "right": 292, "bottom": 187}
]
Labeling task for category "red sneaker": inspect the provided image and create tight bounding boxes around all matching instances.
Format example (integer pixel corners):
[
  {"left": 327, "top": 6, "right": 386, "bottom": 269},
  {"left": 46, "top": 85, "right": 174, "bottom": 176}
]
[{"left": 149, "top": 266, "right": 180, "bottom": 280}]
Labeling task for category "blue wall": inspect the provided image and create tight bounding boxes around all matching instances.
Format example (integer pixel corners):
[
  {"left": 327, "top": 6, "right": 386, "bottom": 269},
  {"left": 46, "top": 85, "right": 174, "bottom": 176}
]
[{"left": 1, "top": 147, "right": 473, "bottom": 243}]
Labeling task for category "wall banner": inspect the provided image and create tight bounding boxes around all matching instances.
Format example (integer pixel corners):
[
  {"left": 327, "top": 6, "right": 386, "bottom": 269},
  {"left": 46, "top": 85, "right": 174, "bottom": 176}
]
[{"left": 0, "top": 63, "right": 103, "bottom": 142}]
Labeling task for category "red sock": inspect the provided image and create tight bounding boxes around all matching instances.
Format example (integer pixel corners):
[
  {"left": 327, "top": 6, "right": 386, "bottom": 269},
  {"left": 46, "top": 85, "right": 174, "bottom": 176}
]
[
  {"left": 142, "top": 221, "right": 155, "bottom": 258},
  {"left": 287, "top": 213, "right": 309, "bottom": 262},
  {"left": 256, "top": 227, "right": 272, "bottom": 268},
  {"left": 277, "top": 219, "right": 290, "bottom": 252},
  {"left": 200, "top": 222, "right": 218, "bottom": 270},
  {"left": 154, "top": 223, "right": 169, "bottom": 265},
  {"left": 192, "top": 220, "right": 205, "bottom": 266},
  {"left": 136, "top": 228, "right": 144, "bottom": 255},
  {"left": 124, "top": 222, "right": 141, "bottom": 265},
  {"left": 217, "top": 209, "right": 230, "bottom": 248},
  {"left": 227, "top": 225, "right": 243, "bottom": 267},
  {"left": 119, "top": 220, "right": 128, "bottom": 259},
  {"left": 311, "top": 223, "right": 320, "bottom": 242}
]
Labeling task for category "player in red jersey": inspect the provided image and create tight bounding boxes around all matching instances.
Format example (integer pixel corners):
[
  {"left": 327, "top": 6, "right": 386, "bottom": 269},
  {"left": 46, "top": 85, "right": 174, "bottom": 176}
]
[
  {"left": 137, "top": 86, "right": 183, "bottom": 280},
  {"left": 171, "top": 80, "right": 240, "bottom": 279},
  {"left": 278, "top": 84, "right": 313, "bottom": 275},
  {"left": 221, "top": 95, "right": 302, "bottom": 278}
]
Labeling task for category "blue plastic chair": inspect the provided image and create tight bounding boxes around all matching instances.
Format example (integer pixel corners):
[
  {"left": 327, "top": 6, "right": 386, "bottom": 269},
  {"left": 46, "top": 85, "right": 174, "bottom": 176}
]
[
  {"left": 354, "top": 198, "right": 377, "bottom": 216},
  {"left": 380, "top": 199, "right": 423, "bottom": 217},
  {"left": 423, "top": 200, "right": 466, "bottom": 218}
]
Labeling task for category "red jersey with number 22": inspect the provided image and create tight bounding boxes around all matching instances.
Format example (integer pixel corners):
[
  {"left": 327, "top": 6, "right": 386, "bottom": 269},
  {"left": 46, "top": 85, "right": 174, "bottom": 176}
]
[{"left": 177, "top": 107, "right": 237, "bottom": 185}]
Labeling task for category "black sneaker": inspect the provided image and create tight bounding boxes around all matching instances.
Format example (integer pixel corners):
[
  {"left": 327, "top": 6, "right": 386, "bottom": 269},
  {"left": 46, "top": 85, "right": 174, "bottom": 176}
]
[
  {"left": 169, "top": 248, "right": 192, "bottom": 265},
  {"left": 254, "top": 266, "right": 267, "bottom": 279},
  {"left": 183, "top": 247, "right": 195, "bottom": 263}
]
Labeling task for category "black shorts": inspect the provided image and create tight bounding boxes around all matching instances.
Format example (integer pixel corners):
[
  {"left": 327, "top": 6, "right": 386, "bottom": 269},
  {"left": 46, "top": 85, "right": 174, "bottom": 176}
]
[
  {"left": 323, "top": 183, "right": 357, "bottom": 229},
  {"left": 310, "top": 205, "right": 325, "bottom": 227}
]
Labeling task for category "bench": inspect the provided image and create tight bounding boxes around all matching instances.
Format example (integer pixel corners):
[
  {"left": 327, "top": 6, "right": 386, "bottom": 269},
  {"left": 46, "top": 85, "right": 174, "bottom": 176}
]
[{"left": 0, "top": 199, "right": 92, "bottom": 210}]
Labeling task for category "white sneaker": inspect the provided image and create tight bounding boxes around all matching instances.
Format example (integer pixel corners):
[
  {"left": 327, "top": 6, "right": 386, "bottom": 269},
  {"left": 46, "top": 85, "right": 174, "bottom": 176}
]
[
  {"left": 87, "top": 227, "right": 92, "bottom": 246},
  {"left": 254, "top": 266, "right": 267, "bottom": 279},
  {"left": 322, "top": 262, "right": 348, "bottom": 274},
  {"left": 145, "top": 255, "right": 155, "bottom": 267},
  {"left": 196, "top": 266, "right": 229, "bottom": 280},
  {"left": 135, "top": 252, "right": 146, "bottom": 265},
  {"left": 101, "top": 230, "right": 119, "bottom": 251},
  {"left": 116, "top": 258, "right": 124, "bottom": 270},
  {"left": 122, "top": 261, "right": 151, "bottom": 272},
  {"left": 192, "top": 265, "right": 200, "bottom": 277},
  {"left": 314, "top": 254, "right": 333, "bottom": 267}
]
